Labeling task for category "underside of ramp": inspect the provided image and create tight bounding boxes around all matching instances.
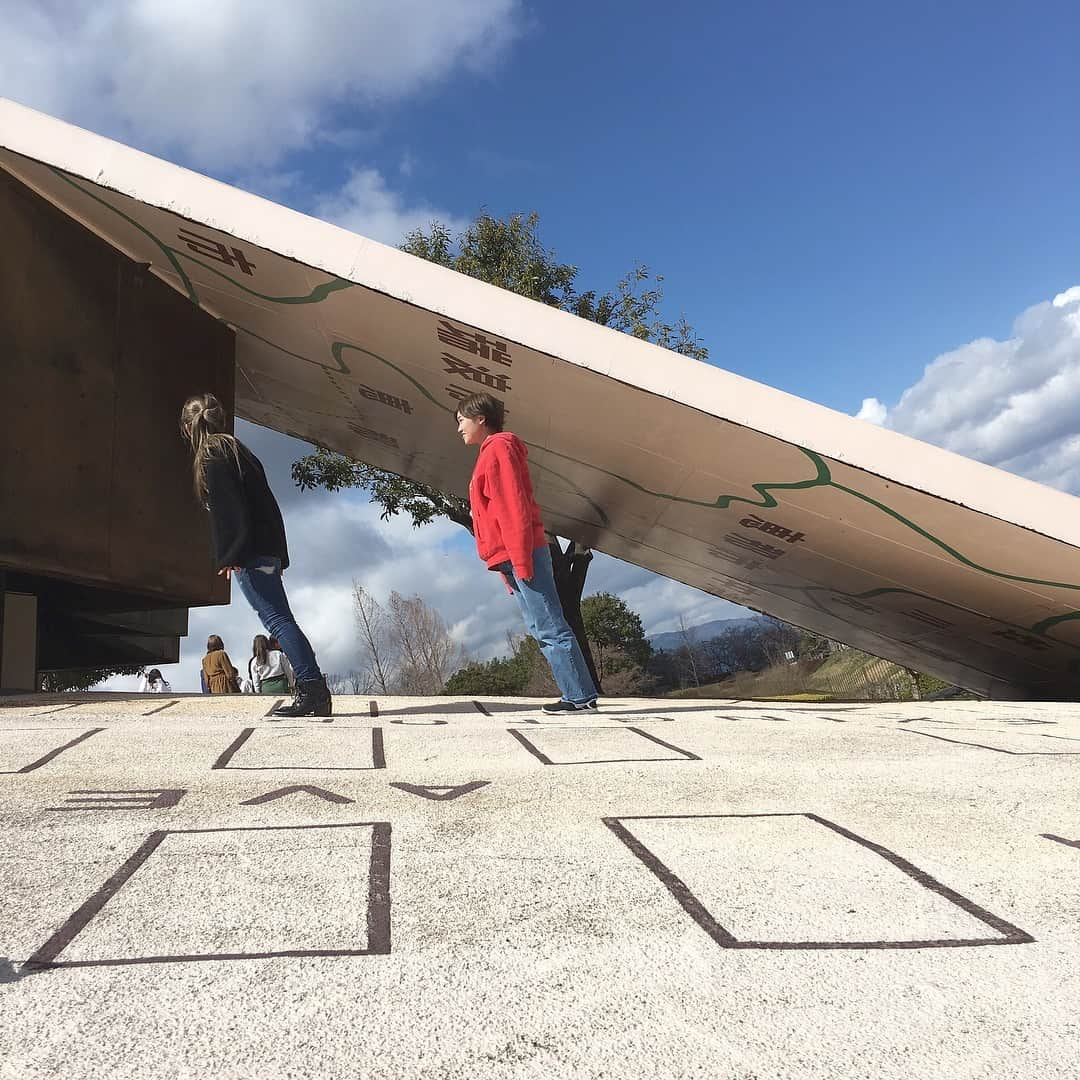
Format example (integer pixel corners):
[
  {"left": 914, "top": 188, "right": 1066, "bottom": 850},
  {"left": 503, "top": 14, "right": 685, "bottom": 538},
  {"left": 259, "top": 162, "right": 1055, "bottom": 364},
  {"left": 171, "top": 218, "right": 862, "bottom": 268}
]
[{"left": 3, "top": 97, "right": 1079, "bottom": 697}]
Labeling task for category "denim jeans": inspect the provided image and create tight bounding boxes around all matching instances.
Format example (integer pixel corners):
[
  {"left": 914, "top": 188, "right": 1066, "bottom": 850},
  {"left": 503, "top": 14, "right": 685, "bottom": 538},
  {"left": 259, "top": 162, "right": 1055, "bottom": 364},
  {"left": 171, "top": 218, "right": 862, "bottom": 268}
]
[
  {"left": 506, "top": 545, "right": 598, "bottom": 705},
  {"left": 233, "top": 557, "right": 322, "bottom": 684}
]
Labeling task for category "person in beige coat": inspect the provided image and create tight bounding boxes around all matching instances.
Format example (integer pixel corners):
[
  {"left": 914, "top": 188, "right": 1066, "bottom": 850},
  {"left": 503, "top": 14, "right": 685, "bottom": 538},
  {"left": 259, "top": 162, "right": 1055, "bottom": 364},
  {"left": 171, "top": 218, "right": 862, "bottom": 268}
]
[{"left": 201, "top": 634, "right": 239, "bottom": 694}]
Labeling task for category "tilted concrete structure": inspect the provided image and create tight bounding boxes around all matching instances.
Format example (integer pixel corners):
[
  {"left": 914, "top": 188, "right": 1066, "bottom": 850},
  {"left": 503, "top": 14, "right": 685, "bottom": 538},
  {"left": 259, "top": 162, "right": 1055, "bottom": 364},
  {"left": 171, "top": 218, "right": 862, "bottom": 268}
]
[{"left": 2, "top": 97, "right": 1079, "bottom": 697}]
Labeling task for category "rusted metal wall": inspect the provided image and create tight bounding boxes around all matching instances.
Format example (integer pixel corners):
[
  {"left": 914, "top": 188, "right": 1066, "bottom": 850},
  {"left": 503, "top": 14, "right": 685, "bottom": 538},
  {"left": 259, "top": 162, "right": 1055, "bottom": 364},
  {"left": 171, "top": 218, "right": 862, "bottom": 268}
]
[{"left": 0, "top": 170, "right": 232, "bottom": 609}]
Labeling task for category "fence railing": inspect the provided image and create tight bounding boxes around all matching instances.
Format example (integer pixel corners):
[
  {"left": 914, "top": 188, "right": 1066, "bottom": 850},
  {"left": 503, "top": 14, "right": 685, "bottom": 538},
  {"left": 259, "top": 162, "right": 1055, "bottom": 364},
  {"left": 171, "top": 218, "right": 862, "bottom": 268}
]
[{"left": 811, "top": 656, "right": 921, "bottom": 701}]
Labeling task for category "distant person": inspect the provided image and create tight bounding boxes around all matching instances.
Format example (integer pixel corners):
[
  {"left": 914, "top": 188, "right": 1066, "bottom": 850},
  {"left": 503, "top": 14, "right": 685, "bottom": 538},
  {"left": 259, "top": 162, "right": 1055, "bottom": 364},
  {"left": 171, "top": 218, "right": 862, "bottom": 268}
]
[
  {"left": 180, "top": 393, "right": 331, "bottom": 717},
  {"left": 201, "top": 635, "right": 240, "bottom": 695},
  {"left": 139, "top": 668, "right": 172, "bottom": 693},
  {"left": 248, "top": 633, "right": 295, "bottom": 695},
  {"left": 456, "top": 392, "right": 598, "bottom": 713}
]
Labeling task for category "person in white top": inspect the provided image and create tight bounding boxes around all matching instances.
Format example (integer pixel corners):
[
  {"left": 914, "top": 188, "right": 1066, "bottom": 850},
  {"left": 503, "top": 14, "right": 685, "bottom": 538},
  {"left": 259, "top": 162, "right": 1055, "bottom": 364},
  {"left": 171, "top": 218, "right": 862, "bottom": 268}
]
[
  {"left": 139, "top": 668, "right": 172, "bottom": 693},
  {"left": 248, "top": 634, "right": 295, "bottom": 695}
]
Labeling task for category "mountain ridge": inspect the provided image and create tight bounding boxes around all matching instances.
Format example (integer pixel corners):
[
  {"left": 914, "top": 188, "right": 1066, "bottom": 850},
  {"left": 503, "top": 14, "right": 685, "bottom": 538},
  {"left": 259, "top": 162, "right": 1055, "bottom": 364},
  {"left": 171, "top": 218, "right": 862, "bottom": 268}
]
[{"left": 647, "top": 615, "right": 766, "bottom": 653}]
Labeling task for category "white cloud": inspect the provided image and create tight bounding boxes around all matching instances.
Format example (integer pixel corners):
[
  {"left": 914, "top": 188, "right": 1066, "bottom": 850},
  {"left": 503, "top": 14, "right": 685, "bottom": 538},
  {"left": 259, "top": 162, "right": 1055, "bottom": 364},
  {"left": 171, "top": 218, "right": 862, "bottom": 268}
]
[
  {"left": 857, "top": 286, "right": 1080, "bottom": 495},
  {"left": 855, "top": 397, "right": 887, "bottom": 425},
  {"left": 0, "top": 0, "right": 523, "bottom": 168},
  {"left": 312, "top": 167, "right": 467, "bottom": 246}
]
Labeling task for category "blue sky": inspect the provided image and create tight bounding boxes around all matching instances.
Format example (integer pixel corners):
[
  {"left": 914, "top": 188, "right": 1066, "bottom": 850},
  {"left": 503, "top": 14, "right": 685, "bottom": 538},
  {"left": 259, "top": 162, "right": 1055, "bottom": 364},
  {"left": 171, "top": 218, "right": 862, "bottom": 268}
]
[
  {"left": 3, "top": 1, "right": 1080, "bottom": 689},
  {"left": 245, "top": 0, "right": 1080, "bottom": 410}
]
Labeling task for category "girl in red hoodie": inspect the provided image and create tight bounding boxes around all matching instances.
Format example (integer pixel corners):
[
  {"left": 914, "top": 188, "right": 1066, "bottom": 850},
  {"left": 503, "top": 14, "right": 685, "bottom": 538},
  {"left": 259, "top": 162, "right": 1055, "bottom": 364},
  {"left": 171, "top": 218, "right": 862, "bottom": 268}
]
[{"left": 456, "top": 392, "right": 599, "bottom": 713}]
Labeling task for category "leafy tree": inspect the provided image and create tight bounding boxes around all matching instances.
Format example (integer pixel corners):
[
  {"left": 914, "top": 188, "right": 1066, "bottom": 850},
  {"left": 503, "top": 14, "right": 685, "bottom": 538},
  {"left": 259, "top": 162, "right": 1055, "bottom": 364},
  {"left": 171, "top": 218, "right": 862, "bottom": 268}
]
[
  {"left": 580, "top": 592, "right": 652, "bottom": 682},
  {"left": 40, "top": 665, "right": 145, "bottom": 692},
  {"left": 293, "top": 211, "right": 708, "bottom": 692},
  {"left": 445, "top": 634, "right": 541, "bottom": 696},
  {"left": 445, "top": 655, "right": 526, "bottom": 696},
  {"left": 796, "top": 629, "right": 833, "bottom": 660}
]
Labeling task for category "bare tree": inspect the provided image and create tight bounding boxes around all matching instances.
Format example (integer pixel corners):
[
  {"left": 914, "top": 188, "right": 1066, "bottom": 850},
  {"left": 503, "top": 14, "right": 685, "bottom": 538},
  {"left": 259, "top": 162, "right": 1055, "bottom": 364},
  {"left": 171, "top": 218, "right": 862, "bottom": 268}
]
[
  {"left": 325, "top": 671, "right": 369, "bottom": 695},
  {"left": 677, "top": 614, "right": 701, "bottom": 687},
  {"left": 353, "top": 581, "right": 396, "bottom": 694},
  {"left": 347, "top": 670, "right": 370, "bottom": 694},
  {"left": 386, "top": 591, "right": 469, "bottom": 694}
]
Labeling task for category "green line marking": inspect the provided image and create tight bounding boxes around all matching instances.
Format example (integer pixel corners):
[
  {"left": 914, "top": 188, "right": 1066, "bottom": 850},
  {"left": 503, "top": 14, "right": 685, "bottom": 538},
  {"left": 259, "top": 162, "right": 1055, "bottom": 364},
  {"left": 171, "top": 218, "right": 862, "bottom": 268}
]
[
  {"left": 523, "top": 441, "right": 832, "bottom": 511},
  {"left": 829, "top": 473, "right": 1080, "bottom": 593},
  {"left": 1031, "top": 611, "right": 1080, "bottom": 635},
  {"left": 336, "top": 342, "right": 447, "bottom": 412},
  {"left": 50, "top": 167, "right": 198, "bottom": 303},
  {"left": 175, "top": 251, "right": 355, "bottom": 304},
  {"left": 766, "top": 581, "right": 1080, "bottom": 652},
  {"left": 50, "top": 168, "right": 353, "bottom": 306},
  {"left": 46, "top": 166, "right": 1080, "bottom": 614},
  {"left": 236, "top": 324, "right": 350, "bottom": 375},
  {"left": 522, "top": 442, "right": 1080, "bottom": 598}
]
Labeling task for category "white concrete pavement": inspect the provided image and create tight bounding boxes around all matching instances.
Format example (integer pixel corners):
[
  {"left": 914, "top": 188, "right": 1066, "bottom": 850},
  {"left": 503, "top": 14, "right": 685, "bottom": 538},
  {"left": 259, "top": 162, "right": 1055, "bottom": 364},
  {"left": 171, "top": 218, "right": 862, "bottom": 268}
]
[{"left": 0, "top": 693, "right": 1078, "bottom": 1079}]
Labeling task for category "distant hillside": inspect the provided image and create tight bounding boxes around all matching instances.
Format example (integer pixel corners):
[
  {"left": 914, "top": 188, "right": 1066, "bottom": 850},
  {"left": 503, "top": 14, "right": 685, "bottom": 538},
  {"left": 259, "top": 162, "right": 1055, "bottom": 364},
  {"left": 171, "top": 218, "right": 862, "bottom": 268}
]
[{"left": 647, "top": 615, "right": 765, "bottom": 653}]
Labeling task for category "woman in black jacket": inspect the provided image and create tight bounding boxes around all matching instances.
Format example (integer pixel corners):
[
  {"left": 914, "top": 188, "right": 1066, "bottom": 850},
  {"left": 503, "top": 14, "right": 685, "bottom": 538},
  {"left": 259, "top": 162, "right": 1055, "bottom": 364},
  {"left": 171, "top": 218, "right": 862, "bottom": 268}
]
[{"left": 180, "top": 393, "right": 331, "bottom": 717}]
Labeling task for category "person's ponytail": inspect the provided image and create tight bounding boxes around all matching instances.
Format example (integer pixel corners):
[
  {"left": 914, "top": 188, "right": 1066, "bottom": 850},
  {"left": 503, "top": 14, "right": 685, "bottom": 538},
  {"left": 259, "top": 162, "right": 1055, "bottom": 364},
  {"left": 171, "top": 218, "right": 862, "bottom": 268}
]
[{"left": 179, "top": 393, "right": 241, "bottom": 500}]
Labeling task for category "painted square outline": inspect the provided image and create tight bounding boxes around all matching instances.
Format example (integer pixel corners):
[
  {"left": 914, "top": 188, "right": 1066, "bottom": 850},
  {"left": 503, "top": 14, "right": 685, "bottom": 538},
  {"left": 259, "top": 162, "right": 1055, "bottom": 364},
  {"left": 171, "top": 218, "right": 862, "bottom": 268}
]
[
  {"left": 0, "top": 728, "right": 104, "bottom": 774},
  {"left": 23, "top": 821, "right": 391, "bottom": 970},
  {"left": 603, "top": 812, "right": 1034, "bottom": 950},
  {"left": 509, "top": 726, "right": 700, "bottom": 765},
  {"left": 212, "top": 726, "right": 386, "bottom": 770},
  {"left": 904, "top": 728, "right": 1080, "bottom": 756}
]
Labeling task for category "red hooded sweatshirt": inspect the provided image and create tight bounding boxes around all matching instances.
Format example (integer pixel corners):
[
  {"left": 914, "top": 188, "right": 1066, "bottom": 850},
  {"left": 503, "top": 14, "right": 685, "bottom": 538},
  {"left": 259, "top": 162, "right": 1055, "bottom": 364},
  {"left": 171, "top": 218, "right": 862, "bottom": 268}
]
[{"left": 469, "top": 431, "right": 547, "bottom": 580}]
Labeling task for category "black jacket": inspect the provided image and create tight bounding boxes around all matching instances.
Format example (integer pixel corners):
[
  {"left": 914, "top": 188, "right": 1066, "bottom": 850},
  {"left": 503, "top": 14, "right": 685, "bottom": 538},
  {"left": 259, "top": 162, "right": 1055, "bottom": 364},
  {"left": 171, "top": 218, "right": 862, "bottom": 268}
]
[{"left": 204, "top": 440, "right": 290, "bottom": 570}]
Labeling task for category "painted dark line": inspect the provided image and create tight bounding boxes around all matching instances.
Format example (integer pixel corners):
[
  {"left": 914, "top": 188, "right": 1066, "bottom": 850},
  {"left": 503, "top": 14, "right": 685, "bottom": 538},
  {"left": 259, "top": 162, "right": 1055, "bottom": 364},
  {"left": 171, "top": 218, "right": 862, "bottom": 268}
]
[
  {"left": 264, "top": 699, "right": 285, "bottom": 717},
  {"left": 23, "top": 831, "right": 168, "bottom": 969},
  {"left": 390, "top": 780, "right": 490, "bottom": 801},
  {"left": 720, "top": 937, "right": 1032, "bottom": 951},
  {"left": 389, "top": 718, "right": 448, "bottom": 725},
  {"left": 142, "top": 700, "right": 179, "bottom": 716},
  {"left": 371, "top": 728, "right": 386, "bottom": 770},
  {"left": 33, "top": 948, "right": 382, "bottom": 968},
  {"left": 36, "top": 949, "right": 377, "bottom": 967},
  {"left": 507, "top": 728, "right": 554, "bottom": 765},
  {"left": 604, "top": 812, "right": 1034, "bottom": 951},
  {"left": 10, "top": 728, "right": 105, "bottom": 774},
  {"left": 239, "top": 784, "right": 354, "bottom": 806},
  {"left": 367, "top": 822, "right": 392, "bottom": 955},
  {"left": 903, "top": 729, "right": 1080, "bottom": 756},
  {"left": 1041, "top": 834, "right": 1080, "bottom": 849},
  {"left": 23, "top": 821, "right": 392, "bottom": 969},
  {"left": 508, "top": 726, "right": 700, "bottom": 766},
  {"left": 67, "top": 789, "right": 177, "bottom": 794},
  {"left": 215, "top": 766, "right": 382, "bottom": 772},
  {"left": 603, "top": 817, "right": 738, "bottom": 946},
  {"left": 178, "top": 820, "right": 385, "bottom": 834},
  {"left": 45, "top": 788, "right": 186, "bottom": 812},
  {"left": 472, "top": 700, "right": 491, "bottom": 716},
  {"left": 803, "top": 813, "right": 1033, "bottom": 941},
  {"left": 368, "top": 701, "right": 379, "bottom": 717},
  {"left": 623, "top": 727, "right": 702, "bottom": 761},
  {"left": 211, "top": 728, "right": 255, "bottom": 769},
  {"left": 36, "top": 704, "right": 83, "bottom": 715}
]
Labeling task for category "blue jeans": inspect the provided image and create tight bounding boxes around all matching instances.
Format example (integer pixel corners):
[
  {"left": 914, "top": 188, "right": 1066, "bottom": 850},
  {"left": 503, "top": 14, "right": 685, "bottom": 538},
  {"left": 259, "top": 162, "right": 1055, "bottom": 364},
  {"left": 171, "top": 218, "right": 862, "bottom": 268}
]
[
  {"left": 233, "top": 557, "right": 322, "bottom": 684},
  {"left": 506, "top": 546, "right": 598, "bottom": 705}
]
